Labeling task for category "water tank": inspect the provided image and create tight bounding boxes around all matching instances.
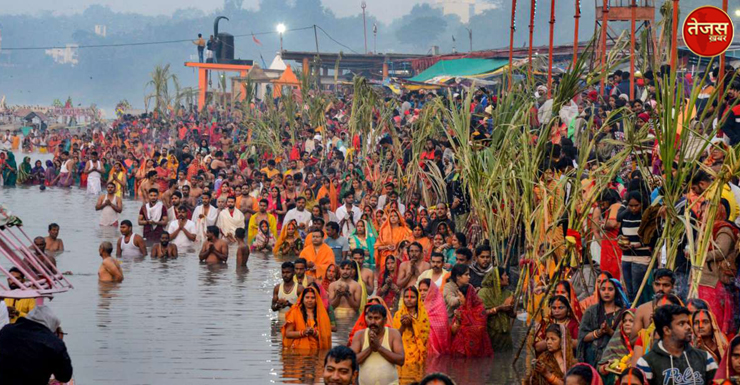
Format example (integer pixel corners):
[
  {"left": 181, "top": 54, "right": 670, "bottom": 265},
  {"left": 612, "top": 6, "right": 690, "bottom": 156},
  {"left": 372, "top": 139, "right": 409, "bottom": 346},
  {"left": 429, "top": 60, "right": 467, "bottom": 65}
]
[{"left": 218, "top": 33, "right": 234, "bottom": 61}]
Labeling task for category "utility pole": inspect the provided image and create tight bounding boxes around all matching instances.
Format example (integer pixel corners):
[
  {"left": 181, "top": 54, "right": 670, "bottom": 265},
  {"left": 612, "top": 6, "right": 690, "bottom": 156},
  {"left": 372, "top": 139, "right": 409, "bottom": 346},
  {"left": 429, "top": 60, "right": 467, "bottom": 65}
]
[
  {"left": 465, "top": 28, "right": 473, "bottom": 52},
  {"left": 361, "top": 1, "right": 368, "bottom": 54}
]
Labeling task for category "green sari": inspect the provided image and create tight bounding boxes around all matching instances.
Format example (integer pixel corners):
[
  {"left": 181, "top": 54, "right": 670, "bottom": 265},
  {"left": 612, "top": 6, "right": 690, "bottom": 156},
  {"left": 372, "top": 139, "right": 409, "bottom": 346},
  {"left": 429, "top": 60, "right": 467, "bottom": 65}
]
[
  {"left": 16, "top": 157, "right": 32, "bottom": 185},
  {"left": 349, "top": 219, "right": 377, "bottom": 269},
  {"left": 2, "top": 152, "right": 18, "bottom": 187},
  {"left": 478, "top": 269, "right": 514, "bottom": 350}
]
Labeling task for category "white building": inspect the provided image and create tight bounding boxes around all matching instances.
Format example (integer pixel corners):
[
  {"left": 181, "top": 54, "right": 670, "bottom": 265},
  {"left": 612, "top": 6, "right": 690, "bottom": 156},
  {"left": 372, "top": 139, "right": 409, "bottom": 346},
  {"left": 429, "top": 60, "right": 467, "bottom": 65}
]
[
  {"left": 94, "top": 25, "right": 107, "bottom": 37},
  {"left": 435, "top": 0, "right": 497, "bottom": 23},
  {"left": 45, "top": 44, "right": 79, "bottom": 66}
]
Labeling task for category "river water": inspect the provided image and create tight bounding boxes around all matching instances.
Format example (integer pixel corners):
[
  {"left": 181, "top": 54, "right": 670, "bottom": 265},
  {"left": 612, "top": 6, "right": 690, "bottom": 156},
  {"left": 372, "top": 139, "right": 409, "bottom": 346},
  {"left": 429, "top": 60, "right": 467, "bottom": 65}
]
[{"left": 1, "top": 151, "right": 526, "bottom": 384}]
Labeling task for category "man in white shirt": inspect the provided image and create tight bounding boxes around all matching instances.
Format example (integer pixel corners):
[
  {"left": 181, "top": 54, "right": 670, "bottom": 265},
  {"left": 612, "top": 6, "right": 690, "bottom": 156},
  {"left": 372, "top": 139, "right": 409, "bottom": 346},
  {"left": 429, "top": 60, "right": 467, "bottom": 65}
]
[
  {"left": 335, "top": 192, "right": 362, "bottom": 237},
  {"left": 167, "top": 206, "right": 197, "bottom": 250},
  {"left": 282, "top": 196, "right": 312, "bottom": 231}
]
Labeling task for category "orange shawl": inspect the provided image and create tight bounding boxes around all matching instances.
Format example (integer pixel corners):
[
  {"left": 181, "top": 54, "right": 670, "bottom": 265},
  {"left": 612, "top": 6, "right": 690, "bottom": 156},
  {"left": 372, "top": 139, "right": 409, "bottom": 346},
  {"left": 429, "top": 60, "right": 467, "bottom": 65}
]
[
  {"left": 376, "top": 208, "right": 412, "bottom": 275},
  {"left": 317, "top": 183, "right": 339, "bottom": 212},
  {"left": 281, "top": 287, "right": 332, "bottom": 350},
  {"left": 299, "top": 242, "right": 335, "bottom": 280}
]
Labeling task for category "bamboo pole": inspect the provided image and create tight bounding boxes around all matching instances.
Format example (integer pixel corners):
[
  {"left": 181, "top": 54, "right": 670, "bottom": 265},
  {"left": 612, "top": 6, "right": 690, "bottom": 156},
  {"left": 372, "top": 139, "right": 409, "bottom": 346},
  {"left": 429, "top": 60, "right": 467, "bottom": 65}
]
[
  {"left": 599, "top": 0, "right": 609, "bottom": 96},
  {"left": 670, "top": 0, "right": 679, "bottom": 71},
  {"left": 719, "top": 0, "right": 727, "bottom": 97},
  {"left": 509, "top": 0, "right": 518, "bottom": 91},
  {"left": 547, "top": 0, "right": 556, "bottom": 98},
  {"left": 528, "top": 0, "right": 536, "bottom": 79},
  {"left": 572, "top": 0, "right": 581, "bottom": 69},
  {"left": 630, "top": 0, "right": 636, "bottom": 101}
]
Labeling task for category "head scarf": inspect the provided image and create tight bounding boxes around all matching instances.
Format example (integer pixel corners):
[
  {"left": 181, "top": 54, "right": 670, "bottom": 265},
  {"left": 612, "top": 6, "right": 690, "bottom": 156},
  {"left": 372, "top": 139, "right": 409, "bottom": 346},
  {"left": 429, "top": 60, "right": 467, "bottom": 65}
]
[
  {"left": 349, "top": 219, "right": 377, "bottom": 269},
  {"left": 568, "top": 363, "right": 604, "bottom": 385},
  {"left": 692, "top": 309, "right": 729, "bottom": 364},
  {"left": 393, "top": 287, "right": 430, "bottom": 363},
  {"left": 450, "top": 285, "right": 493, "bottom": 357},
  {"left": 281, "top": 286, "right": 332, "bottom": 350},
  {"left": 377, "top": 208, "right": 412, "bottom": 275},
  {"left": 274, "top": 219, "right": 301, "bottom": 255},
  {"left": 25, "top": 305, "right": 61, "bottom": 333},
  {"left": 321, "top": 264, "right": 337, "bottom": 292},
  {"left": 478, "top": 269, "right": 510, "bottom": 335},
  {"left": 424, "top": 281, "right": 451, "bottom": 356},
  {"left": 599, "top": 309, "right": 637, "bottom": 372},
  {"left": 715, "top": 335, "right": 740, "bottom": 384},
  {"left": 347, "top": 296, "right": 391, "bottom": 346}
]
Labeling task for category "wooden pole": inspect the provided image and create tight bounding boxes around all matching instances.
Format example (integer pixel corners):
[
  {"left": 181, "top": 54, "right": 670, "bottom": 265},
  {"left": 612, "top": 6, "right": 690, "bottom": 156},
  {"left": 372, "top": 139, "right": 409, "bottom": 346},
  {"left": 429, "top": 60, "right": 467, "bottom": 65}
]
[
  {"left": 509, "top": 0, "right": 517, "bottom": 91},
  {"left": 547, "top": 0, "right": 555, "bottom": 98},
  {"left": 528, "top": 0, "right": 536, "bottom": 78},
  {"left": 719, "top": 0, "right": 728, "bottom": 97},
  {"left": 572, "top": 0, "right": 581, "bottom": 69},
  {"left": 599, "top": 0, "right": 609, "bottom": 96},
  {"left": 670, "top": 0, "right": 679, "bottom": 72},
  {"left": 630, "top": 0, "right": 636, "bottom": 101}
]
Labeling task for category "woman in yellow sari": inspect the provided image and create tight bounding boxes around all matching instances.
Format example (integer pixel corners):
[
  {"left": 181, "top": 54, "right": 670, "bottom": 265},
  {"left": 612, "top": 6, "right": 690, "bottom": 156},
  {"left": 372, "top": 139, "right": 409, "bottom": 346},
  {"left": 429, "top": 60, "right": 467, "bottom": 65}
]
[
  {"left": 274, "top": 219, "right": 305, "bottom": 257},
  {"left": 376, "top": 208, "right": 412, "bottom": 277},
  {"left": 107, "top": 161, "right": 126, "bottom": 198},
  {"left": 393, "top": 286, "right": 430, "bottom": 383},
  {"left": 247, "top": 210, "right": 277, "bottom": 245},
  {"left": 166, "top": 154, "right": 179, "bottom": 182},
  {"left": 281, "top": 286, "right": 332, "bottom": 350}
]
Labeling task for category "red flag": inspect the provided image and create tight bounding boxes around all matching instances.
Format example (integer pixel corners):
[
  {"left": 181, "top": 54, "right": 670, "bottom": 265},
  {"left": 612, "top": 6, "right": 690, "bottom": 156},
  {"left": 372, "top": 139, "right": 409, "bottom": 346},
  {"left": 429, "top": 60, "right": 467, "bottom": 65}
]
[{"left": 252, "top": 33, "right": 262, "bottom": 46}]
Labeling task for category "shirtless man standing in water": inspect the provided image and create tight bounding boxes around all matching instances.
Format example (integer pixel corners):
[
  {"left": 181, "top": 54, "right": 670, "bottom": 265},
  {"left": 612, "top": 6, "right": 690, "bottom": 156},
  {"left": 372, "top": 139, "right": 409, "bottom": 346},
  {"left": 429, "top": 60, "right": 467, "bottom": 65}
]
[
  {"left": 235, "top": 228, "right": 249, "bottom": 267},
  {"left": 199, "top": 226, "right": 229, "bottom": 264},
  {"left": 98, "top": 241, "right": 123, "bottom": 282},
  {"left": 151, "top": 232, "right": 178, "bottom": 258},
  {"left": 329, "top": 260, "right": 362, "bottom": 316},
  {"left": 45, "top": 223, "right": 64, "bottom": 253}
]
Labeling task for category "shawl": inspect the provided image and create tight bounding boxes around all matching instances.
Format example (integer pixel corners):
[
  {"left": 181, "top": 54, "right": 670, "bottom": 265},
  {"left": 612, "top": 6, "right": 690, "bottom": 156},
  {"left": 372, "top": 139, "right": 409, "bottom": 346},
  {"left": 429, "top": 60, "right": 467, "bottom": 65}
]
[
  {"left": 714, "top": 335, "right": 740, "bottom": 384},
  {"left": 281, "top": 286, "right": 332, "bottom": 350},
  {"left": 424, "top": 282, "right": 451, "bottom": 356},
  {"left": 347, "top": 296, "right": 391, "bottom": 346},
  {"left": 478, "top": 270, "right": 513, "bottom": 338},
  {"left": 599, "top": 310, "right": 637, "bottom": 372},
  {"left": 570, "top": 363, "right": 604, "bottom": 385},
  {"left": 317, "top": 183, "right": 339, "bottom": 211},
  {"left": 217, "top": 207, "right": 245, "bottom": 238},
  {"left": 376, "top": 208, "right": 412, "bottom": 275},
  {"left": 299, "top": 242, "right": 335, "bottom": 280},
  {"left": 528, "top": 323, "right": 576, "bottom": 385},
  {"left": 274, "top": 219, "right": 303, "bottom": 255},
  {"left": 17, "top": 157, "right": 31, "bottom": 184},
  {"left": 349, "top": 219, "right": 377, "bottom": 269},
  {"left": 378, "top": 257, "right": 400, "bottom": 307},
  {"left": 321, "top": 264, "right": 336, "bottom": 293},
  {"left": 247, "top": 213, "right": 277, "bottom": 245},
  {"left": 692, "top": 309, "right": 729, "bottom": 364},
  {"left": 577, "top": 303, "right": 624, "bottom": 365},
  {"left": 450, "top": 285, "right": 493, "bottom": 357},
  {"left": 393, "top": 288, "right": 431, "bottom": 364}
]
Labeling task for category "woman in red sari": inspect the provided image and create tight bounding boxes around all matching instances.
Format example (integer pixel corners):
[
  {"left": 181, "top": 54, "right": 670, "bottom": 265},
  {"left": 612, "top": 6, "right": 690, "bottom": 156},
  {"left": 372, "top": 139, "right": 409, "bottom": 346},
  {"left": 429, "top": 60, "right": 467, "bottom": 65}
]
[
  {"left": 449, "top": 281, "right": 493, "bottom": 357},
  {"left": 597, "top": 190, "right": 623, "bottom": 279},
  {"left": 419, "top": 279, "right": 451, "bottom": 356},
  {"left": 377, "top": 255, "right": 401, "bottom": 309},
  {"left": 534, "top": 295, "right": 580, "bottom": 355}
]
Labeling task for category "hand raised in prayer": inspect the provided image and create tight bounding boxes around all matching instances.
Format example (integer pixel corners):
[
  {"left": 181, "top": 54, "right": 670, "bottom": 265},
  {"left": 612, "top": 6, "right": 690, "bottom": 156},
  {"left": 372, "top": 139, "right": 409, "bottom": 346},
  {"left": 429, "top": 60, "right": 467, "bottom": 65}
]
[
  {"left": 307, "top": 261, "right": 315, "bottom": 269},
  {"left": 305, "top": 327, "right": 315, "bottom": 337},
  {"left": 533, "top": 359, "right": 546, "bottom": 374},
  {"left": 401, "top": 315, "right": 412, "bottom": 327},
  {"left": 368, "top": 330, "right": 380, "bottom": 351},
  {"left": 601, "top": 321, "right": 613, "bottom": 336},
  {"left": 7, "top": 306, "right": 18, "bottom": 318}
]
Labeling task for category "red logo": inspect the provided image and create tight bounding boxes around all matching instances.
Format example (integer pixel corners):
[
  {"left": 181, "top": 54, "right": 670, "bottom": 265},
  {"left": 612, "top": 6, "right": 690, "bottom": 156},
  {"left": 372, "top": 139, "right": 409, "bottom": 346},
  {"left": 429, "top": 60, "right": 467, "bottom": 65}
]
[{"left": 682, "top": 6, "right": 734, "bottom": 57}]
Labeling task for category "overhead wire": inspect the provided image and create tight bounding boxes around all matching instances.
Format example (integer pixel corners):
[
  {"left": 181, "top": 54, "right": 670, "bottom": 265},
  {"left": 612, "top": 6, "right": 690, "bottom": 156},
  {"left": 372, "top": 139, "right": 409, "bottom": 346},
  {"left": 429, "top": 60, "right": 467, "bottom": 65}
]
[
  {"left": 315, "top": 25, "right": 360, "bottom": 54},
  {"left": 1, "top": 25, "right": 316, "bottom": 51}
]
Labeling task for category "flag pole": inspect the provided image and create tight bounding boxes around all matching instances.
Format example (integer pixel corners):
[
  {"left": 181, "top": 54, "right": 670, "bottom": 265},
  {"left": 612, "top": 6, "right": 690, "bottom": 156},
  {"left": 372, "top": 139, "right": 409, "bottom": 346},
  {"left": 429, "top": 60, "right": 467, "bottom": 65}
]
[
  {"left": 630, "top": 0, "right": 636, "bottom": 101},
  {"left": 572, "top": 0, "right": 581, "bottom": 69},
  {"left": 670, "top": 0, "right": 679, "bottom": 72},
  {"left": 528, "top": 0, "right": 536, "bottom": 79},
  {"left": 547, "top": 0, "right": 556, "bottom": 98},
  {"left": 719, "top": 0, "right": 728, "bottom": 96},
  {"left": 509, "top": 0, "right": 518, "bottom": 90},
  {"left": 599, "top": 0, "right": 609, "bottom": 96}
]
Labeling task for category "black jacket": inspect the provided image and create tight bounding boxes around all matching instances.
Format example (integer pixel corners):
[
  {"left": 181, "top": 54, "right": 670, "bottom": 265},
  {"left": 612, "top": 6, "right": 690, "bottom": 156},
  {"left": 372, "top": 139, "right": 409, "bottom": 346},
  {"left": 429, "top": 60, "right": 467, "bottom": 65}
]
[{"left": 0, "top": 317, "right": 73, "bottom": 385}]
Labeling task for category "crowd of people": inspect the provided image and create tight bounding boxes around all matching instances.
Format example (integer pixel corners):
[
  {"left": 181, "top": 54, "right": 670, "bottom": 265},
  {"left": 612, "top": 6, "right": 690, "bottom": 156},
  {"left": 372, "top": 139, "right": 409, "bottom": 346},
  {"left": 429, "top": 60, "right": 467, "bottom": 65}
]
[{"left": 2, "top": 60, "right": 740, "bottom": 385}]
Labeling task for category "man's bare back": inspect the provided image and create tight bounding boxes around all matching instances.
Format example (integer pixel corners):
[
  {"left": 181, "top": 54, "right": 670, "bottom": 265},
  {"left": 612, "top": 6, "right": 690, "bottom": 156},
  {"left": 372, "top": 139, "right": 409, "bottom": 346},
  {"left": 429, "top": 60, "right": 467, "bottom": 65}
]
[{"left": 98, "top": 257, "right": 123, "bottom": 282}]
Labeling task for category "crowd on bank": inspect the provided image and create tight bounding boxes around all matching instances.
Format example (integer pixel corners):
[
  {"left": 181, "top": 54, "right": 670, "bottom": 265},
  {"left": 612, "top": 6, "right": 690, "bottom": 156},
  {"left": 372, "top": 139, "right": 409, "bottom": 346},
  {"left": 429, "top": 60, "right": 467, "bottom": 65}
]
[{"left": 2, "top": 62, "right": 740, "bottom": 384}]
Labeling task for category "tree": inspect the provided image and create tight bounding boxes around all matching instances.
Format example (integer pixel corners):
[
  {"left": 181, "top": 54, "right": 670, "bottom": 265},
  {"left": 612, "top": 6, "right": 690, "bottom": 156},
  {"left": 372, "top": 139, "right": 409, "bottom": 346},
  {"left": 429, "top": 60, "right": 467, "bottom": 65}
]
[{"left": 395, "top": 16, "right": 448, "bottom": 49}]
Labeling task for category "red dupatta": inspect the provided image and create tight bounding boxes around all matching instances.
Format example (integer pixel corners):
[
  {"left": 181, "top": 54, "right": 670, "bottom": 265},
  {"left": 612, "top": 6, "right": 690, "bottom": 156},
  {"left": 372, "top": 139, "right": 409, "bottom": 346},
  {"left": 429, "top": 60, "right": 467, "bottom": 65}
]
[{"left": 450, "top": 285, "right": 493, "bottom": 358}]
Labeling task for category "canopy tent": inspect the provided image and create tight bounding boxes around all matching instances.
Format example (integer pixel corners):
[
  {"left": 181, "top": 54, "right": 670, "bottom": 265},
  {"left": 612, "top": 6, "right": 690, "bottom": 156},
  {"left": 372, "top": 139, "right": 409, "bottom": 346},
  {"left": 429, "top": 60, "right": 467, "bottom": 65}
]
[
  {"left": 272, "top": 65, "right": 301, "bottom": 97},
  {"left": 409, "top": 58, "right": 509, "bottom": 83}
]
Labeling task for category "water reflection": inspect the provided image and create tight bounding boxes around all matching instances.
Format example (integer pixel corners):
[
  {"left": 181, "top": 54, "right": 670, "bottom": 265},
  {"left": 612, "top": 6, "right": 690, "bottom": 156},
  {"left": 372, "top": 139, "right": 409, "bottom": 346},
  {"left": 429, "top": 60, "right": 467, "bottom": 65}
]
[{"left": 1, "top": 160, "right": 526, "bottom": 384}]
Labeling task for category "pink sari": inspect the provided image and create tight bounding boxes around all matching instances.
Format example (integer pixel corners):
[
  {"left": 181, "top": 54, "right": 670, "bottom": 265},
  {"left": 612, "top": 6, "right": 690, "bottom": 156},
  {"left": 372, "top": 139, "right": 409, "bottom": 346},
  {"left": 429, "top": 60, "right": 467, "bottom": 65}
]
[{"left": 425, "top": 282, "right": 451, "bottom": 356}]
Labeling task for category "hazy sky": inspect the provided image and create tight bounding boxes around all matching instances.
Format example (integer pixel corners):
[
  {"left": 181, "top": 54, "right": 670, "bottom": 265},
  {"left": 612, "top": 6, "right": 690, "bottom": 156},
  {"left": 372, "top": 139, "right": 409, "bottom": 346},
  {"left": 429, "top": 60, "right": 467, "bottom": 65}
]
[{"left": 0, "top": 0, "right": 435, "bottom": 23}]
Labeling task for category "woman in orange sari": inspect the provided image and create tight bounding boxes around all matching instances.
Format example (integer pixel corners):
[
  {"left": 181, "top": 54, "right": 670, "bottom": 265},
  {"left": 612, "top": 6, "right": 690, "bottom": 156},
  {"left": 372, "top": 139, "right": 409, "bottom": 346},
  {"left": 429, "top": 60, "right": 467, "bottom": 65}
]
[
  {"left": 376, "top": 208, "right": 412, "bottom": 277},
  {"left": 317, "top": 176, "right": 339, "bottom": 212},
  {"left": 281, "top": 286, "right": 332, "bottom": 350}
]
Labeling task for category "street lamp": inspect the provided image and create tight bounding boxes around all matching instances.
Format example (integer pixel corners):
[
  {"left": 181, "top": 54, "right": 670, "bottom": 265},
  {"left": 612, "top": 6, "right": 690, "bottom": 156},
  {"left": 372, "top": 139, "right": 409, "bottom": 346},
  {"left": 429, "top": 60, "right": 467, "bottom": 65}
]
[
  {"left": 361, "top": 2, "right": 368, "bottom": 54},
  {"left": 276, "top": 23, "right": 286, "bottom": 52},
  {"left": 373, "top": 23, "right": 377, "bottom": 54},
  {"left": 464, "top": 27, "right": 472, "bottom": 52},
  {"left": 735, "top": 9, "right": 740, "bottom": 17}
]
